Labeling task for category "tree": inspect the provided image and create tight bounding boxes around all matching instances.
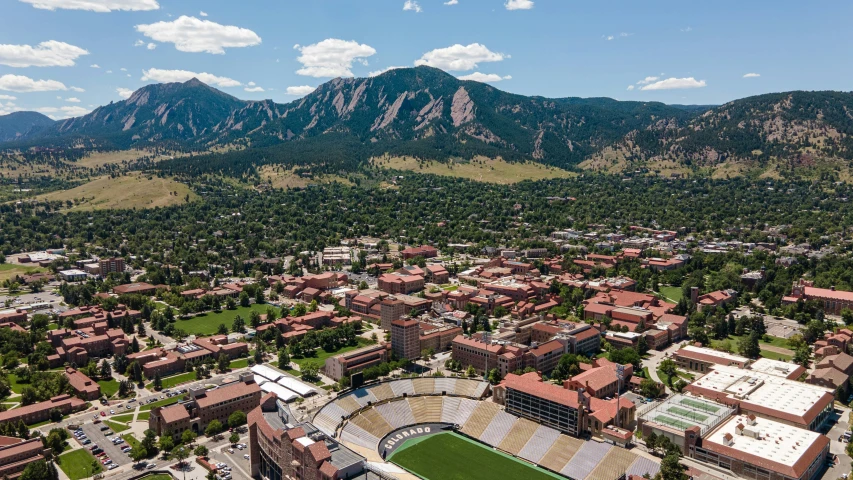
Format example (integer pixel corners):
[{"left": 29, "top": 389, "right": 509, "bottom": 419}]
[
  {"left": 301, "top": 361, "right": 320, "bottom": 382},
  {"left": 181, "top": 430, "right": 197, "bottom": 446},
  {"left": 153, "top": 372, "right": 162, "bottom": 390},
  {"left": 205, "top": 419, "right": 223, "bottom": 437},
  {"left": 131, "top": 361, "right": 143, "bottom": 383},
  {"left": 99, "top": 359, "right": 111, "bottom": 379},
  {"left": 738, "top": 332, "right": 761, "bottom": 359},
  {"left": 194, "top": 445, "right": 208, "bottom": 457},
  {"left": 658, "top": 452, "right": 688, "bottom": 480},
  {"left": 673, "top": 379, "right": 688, "bottom": 393},
  {"left": 793, "top": 345, "right": 811, "bottom": 368},
  {"left": 239, "top": 291, "right": 250, "bottom": 308},
  {"left": 217, "top": 323, "right": 228, "bottom": 335},
  {"left": 141, "top": 429, "right": 156, "bottom": 454},
  {"left": 229, "top": 432, "right": 240, "bottom": 445},
  {"left": 487, "top": 368, "right": 501, "bottom": 385},
  {"left": 640, "top": 378, "right": 661, "bottom": 399},
  {"left": 20, "top": 460, "right": 53, "bottom": 480},
  {"left": 843, "top": 308, "right": 853, "bottom": 326},
  {"left": 466, "top": 365, "right": 477, "bottom": 378},
  {"left": 171, "top": 445, "right": 189, "bottom": 469},
  {"left": 158, "top": 435, "right": 174, "bottom": 452},
  {"left": 228, "top": 411, "right": 247, "bottom": 429},
  {"left": 646, "top": 431, "right": 658, "bottom": 452},
  {"left": 278, "top": 348, "right": 290, "bottom": 370},
  {"left": 130, "top": 444, "right": 148, "bottom": 464},
  {"left": 659, "top": 358, "right": 678, "bottom": 386},
  {"left": 217, "top": 353, "right": 229, "bottom": 373},
  {"left": 232, "top": 315, "right": 246, "bottom": 333}
]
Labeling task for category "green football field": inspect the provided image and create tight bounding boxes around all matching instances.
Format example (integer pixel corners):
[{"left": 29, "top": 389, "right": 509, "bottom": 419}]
[{"left": 389, "top": 432, "right": 563, "bottom": 480}]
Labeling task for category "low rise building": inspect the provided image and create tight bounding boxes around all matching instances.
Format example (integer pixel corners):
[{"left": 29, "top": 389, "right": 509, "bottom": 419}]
[
  {"left": 64, "top": 367, "right": 100, "bottom": 400},
  {"left": 673, "top": 345, "right": 751, "bottom": 374},
  {"left": 149, "top": 374, "right": 261, "bottom": 438},
  {"left": 323, "top": 343, "right": 390, "bottom": 381},
  {"left": 0, "top": 437, "right": 48, "bottom": 479},
  {"left": 0, "top": 395, "right": 86, "bottom": 426}
]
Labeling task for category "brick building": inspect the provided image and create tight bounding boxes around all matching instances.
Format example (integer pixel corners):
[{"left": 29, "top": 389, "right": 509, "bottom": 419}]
[
  {"left": 323, "top": 343, "right": 390, "bottom": 381},
  {"left": 0, "top": 395, "right": 86, "bottom": 427},
  {"left": 64, "top": 367, "right": 101, "bottom": 400},
  {"left": 391, "top": 319, "right": 420, "bottom": 360}
]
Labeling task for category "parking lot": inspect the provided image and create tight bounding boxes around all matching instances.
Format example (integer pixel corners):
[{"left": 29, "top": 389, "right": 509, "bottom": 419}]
[{"left": 78, "top": 418, "right": 131, "bottom": 469}]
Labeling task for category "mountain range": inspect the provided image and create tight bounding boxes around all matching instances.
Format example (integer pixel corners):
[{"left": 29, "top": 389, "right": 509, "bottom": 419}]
[{"left": 3, "top": 66, "right": 853, "bottom": 175}]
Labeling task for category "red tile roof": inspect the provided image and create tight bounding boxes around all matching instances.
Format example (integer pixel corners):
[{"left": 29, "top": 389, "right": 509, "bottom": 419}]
[{"left": 500, "top": 372, "right": 581, "bottom": 409}]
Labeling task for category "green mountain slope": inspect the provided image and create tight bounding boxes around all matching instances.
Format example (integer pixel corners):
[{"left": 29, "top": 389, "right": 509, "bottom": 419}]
[{"left": 0, "top": 111, "right": 54, "bottom": 142}]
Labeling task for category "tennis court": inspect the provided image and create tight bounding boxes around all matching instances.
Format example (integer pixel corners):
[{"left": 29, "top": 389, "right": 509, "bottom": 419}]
[
  {"left": 667, "top": 406, "right": 709, "bottom": 422},
  {"left": 680, "top": 398, "right": 720, "bottom": 413},
  {"left": 653, "top": 415, "right": 695, "bottom": 430}
]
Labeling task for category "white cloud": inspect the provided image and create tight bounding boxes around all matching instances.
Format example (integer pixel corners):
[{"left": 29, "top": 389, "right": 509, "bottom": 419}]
[
  {"left": 605, "top": 35, "right": 614, "bottom": 41},
  {"left": 244, "top": 86, "right": 264, "bottom": 92},
  {"left": 248, "top": 81, "right": 256, "bottom": 86},
  {"left": 681, "top": 26, "right": 693, "bottom": 32},
  {"left": 415, "top": 43, "right": 506, "bottom": 71},
  {"left": 743, "top": 73, "right": 760, "bottom": 78},
  {"left": 0, "top": 95, "right": 16, "bottom": 100},
  {"left": 36, "top": 105, "right": 89, "bottom": 119},
  {"left": 457, "top": 72, "right": 511, "bottom": 82},
  {"left": 285, "top": 85, "right": 315, "bottom": 96},
  {"left": 368, "top": 66, "right": 406, "bottom": 77},
  {"left": 444, "top": 0, "right": 458, "bottom": 4},
  {"left": 199, "top": 10, "right": 207, "bottom": 16},
  {"left": 147, "top": 43, "right": 156, "bottom": 50},
  {"left": 65, "top": 97, "right": 81, "bottom": 102},
  {"left": 70, "top": 86, "right": 85, "bottom": 92},
  {"left": 0, "top": 74, "right": 67, "bottom": 92},
  {"left": 116, "top": 87, "right": 133, "bottom": 99},
  {"left": 135, "top": 16, "right": 261, "bottom": 54},
  {"left": 106, "top": 70, "right": 112, "bottom": 73},
  {"left": 403, "top": 0, "right": 422, "bottom": 12},
  {"left": 90, "top": 64, "right": 100, "bottom": 68},
  {"left": 20, "top": 0, "right": 159, "bottom": 12},
  {"left": 141, "top": 68, "right": 242, "bottom": 87},
  {"left": 505, "top": 0, "right": 533, "bottom": 10},
  {"left": 134, "top": 40, "right": 144, "bottom": 47},
  {"left": 636, "top": 76, "right": 659, "bottom": 85},
  {"left": 120, "top": 67, "right": 127, "bottom": 71},
  {"left": 639, "top": 77, "right": 707, "bottom": 91},
  {"left": 294, "top": 38, "right": 376, "bottom": 77},
  {"left": 0, "top": 41, "right": 89, "bottom": 68},
  {"left": 626, "top": 85, "right": 635, "bottom": 91}
]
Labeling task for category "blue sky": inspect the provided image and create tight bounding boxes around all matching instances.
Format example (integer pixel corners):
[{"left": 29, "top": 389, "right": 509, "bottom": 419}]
[{"left": 1, "top": 0, "right": 851, "bottom": 118}]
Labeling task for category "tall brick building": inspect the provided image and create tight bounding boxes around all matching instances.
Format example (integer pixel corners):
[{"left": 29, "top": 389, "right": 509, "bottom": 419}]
[{"left": 391, "top": 318, "right": 420, "bottom": 360}]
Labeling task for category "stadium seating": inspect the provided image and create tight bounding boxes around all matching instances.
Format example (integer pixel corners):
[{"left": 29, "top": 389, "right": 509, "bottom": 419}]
[
  {"left": 626, "top": 456, "right": 661, "bottom": 479},
  {"left": 478, "top": 410, "right": 518, "bottom": 446},
  {"left": 412, "top": 378, "right": 435, "bottom": 395},
  {"left": 340, "top": 423, "right": 380, "bottom": 450},
  {"left": 370, "top": 382, "right": 395, "bottom": 402},
  {"left": 390, "top": 379, "right": 415, "bottom": 397},
  {"left": 350, "top": 387, "right": 378, "bottom": 407},
  {"left": 375, "top": 400, "right": 415, "bottom": 429},
  {"left": 561, "top": 439, "right": 612, "bottom": 479},
  {"left": 334, "top": 395, "right": 363, "bottom": 416},
  {"left": 459, "top": 401, "right": 501, "bottom": 439},
  {"left": 517, "top": 425, "right": 561, "bottom": 464},
  {"left": 538, "top": 435, "right": 584, "bottom": 473},
  {"left": 589, "top": 445, "right": 640, "bottom": 480},
  {"left": 312, "top": 413, "right": 339, "bottom": 437},
  {"left": 452, "top": 398, "right": 480, "bottom": 426},
  {"left": 349, "top": 408, "right": 394, "bottom": 439},
  {"left": 433, "top": 377, "right": 454, "bottom": 394},
  {"left": 497, "top": 418, "right": 539, "bottom": 456},
  {"left": 422, "top": 396, "right": 443, "bottom": 423}
]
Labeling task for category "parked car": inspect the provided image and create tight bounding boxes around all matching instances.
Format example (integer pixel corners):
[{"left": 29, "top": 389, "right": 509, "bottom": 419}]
[
  {"left": 227, "top": 448, "right": 234, "bottom": 454},
  {"left": 146, "top": 464, "right": 156, "bottom": 470},
  {"left": 243, "top": 454, "right": 249, "bottom": 460},
  {"left": 100, "top": 412, "right": 106, "bottom": 417}
]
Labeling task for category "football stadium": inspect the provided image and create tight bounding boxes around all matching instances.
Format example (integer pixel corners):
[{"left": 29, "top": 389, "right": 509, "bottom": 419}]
[{"left": 309, "top": 377, "right": 661, "bottom": 480}]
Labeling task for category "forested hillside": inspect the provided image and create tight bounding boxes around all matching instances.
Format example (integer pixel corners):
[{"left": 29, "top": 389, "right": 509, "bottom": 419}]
[{"left": 5, "top": 67, "right": 853, "bottom": 178}]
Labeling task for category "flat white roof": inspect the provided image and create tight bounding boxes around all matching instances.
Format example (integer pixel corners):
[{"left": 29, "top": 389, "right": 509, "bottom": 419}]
[
  {"left": 680, "top": 345, "right": 749, "bottom": 363},
  {"left": 706, "top": 414, "right": 822, "bottom": 469},
  {"left": 276, "top": 375, "right": 316, "bottom": 396},
  {"left": 251, "top": 364, "right": 284, "bottom": 382},
  {"left": 748, "top": 358, "right": 800, "bottom": 378},
  {"left": 59, "top": 269, "right": 87, "bottom": 275},
  {"left": 692, "top": 365, "right": 831, "bottom": 419},
  {"left": 260, "top": 382, "right": 299, "bottom": 402},
  {"left": 294, "top": 436, "right": 315, "bottom": 447},
  {"left": 253, "top": 375, "right": 268, "bottom": 386}
]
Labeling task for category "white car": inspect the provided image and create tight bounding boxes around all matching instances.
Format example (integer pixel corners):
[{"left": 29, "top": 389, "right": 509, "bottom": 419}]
[
  {"left": 109, "top": 409, "right": 115, "bottom": 415},
  {"left": 146, "top": 464, "right": 156, "bottom": 470},
  {"left": 243, "top": 454, "right": 249, "bottom": 460},
  {"left": 227, "top": 449, "right": 234, "bottom": 454}
]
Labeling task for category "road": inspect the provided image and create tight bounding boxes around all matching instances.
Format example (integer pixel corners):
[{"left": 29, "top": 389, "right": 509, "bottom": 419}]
[{"left": 642, "top": 343, "right": 683, "bottom": 393}]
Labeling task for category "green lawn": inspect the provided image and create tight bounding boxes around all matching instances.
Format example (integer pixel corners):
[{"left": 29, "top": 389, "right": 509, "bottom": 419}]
[
  {"left": 57, "top": 448, "right": 103, "bottom": 480},
  {"left": 173, "top": 304, "right": 269, "bottom": 335},
  {"left": 710, "top": 334, "right": 794, "bottom": 360},
  {"left": 122, "top": 433, "right": 141, "bottom": 449},
  {"left": 292, "top": 338, "right": 375, "bottom": 369},
  {"left": 659, "top": 286, "right": 683, "bottom": 302},
  {"left": 140, "top": 395, "right": 186, "bottom": 411},
  {"left": 8, "top": 374, "right": 28, "bottom": 394},
  {"left": 146, "top": 372, "right": 196, "bottom": 391},
  {"left": 229, "top": 358, "right": 249, "bottom": 369},
  {"left": 141, "top": 475, "right": 174, "bottom": 480},
  {"left": 138, "top": 411, "right": 150, "bottom": 421},
  {"left": 390, "top": 432, "right": 562, "bottom": 480},
  {"left": 105, "top": 420, "right": 130, "bottom": 432},
  {"left": 759, "top": 350, "right": 793, "bottom": 361},
  {"left": 97, "top": 379, "right": 120, "bottom": 397},
  {"left": 112, "top": 414, "right": 134, "bottom": 423}
]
